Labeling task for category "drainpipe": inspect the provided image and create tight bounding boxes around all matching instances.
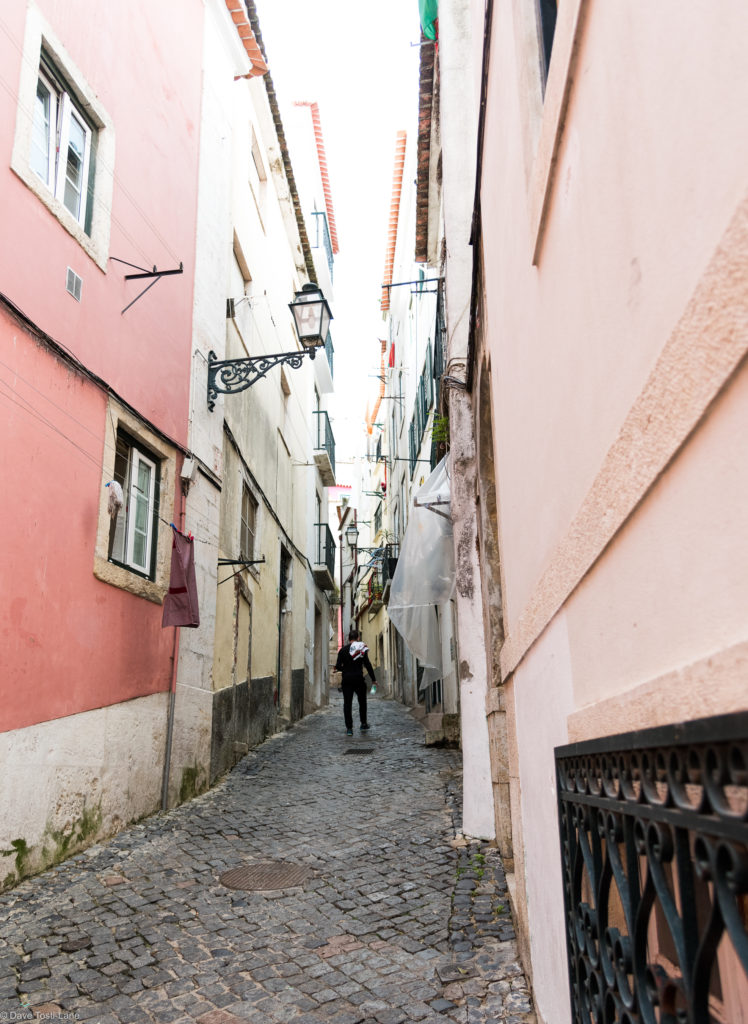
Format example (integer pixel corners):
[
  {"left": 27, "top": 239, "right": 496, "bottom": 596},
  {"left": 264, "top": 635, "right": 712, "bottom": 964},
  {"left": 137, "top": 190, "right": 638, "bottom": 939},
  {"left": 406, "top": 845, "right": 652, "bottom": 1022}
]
[
  {"left": 161, "top": 484, "right": 185, "bottom": 812},
  {"left": 161, "top": 625, "right": 180, "bottom": 812}
]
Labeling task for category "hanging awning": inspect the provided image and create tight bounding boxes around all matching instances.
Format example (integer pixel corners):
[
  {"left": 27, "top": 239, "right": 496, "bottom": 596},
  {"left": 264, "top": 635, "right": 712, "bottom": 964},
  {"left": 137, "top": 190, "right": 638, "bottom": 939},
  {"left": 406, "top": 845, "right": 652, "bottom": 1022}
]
[{"left": 387, "top": 457, "right": 454, "bottom": 689}]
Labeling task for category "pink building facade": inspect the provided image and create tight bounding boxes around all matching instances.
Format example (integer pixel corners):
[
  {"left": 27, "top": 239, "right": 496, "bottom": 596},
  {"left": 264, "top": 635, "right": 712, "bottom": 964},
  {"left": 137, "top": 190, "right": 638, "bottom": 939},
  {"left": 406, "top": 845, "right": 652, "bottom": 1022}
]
[
  {"left": 0, "top": 1, "right": 203, "bottom": 884},
  {"left": 421, "top": 0, "right": 748, "bottom": 1020}
]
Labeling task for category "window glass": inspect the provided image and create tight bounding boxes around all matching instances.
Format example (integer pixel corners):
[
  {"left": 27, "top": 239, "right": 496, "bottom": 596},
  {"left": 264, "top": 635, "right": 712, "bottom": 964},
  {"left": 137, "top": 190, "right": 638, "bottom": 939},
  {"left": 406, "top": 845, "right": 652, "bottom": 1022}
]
[
  {"left": 31, "top": 57, "right": 93, "bottom": 229},
  {"left": 109, "top": 433, "right": 158, "bottom": 577},
  {"left": 240, "top": 485, "right": 258, "bottom": 560},
  {"left": 31, "top": 77, "right": 53, "bottom": 183},
  {"left": 129, "top": 453, "right": 154, "bottom": 572},
  {"left": 63, "top": 111, "right": 87, "bottom": 218}
]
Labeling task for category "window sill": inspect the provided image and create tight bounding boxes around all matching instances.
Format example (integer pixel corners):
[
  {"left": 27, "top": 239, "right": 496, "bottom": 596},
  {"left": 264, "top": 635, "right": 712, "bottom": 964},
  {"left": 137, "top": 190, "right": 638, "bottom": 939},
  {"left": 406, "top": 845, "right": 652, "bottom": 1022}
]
[
  {"left": 11, "top": 162, "right": 108, "bottom": 271},
  {"left": 93, "top": 555, "right": 166, "bottom": 604}
]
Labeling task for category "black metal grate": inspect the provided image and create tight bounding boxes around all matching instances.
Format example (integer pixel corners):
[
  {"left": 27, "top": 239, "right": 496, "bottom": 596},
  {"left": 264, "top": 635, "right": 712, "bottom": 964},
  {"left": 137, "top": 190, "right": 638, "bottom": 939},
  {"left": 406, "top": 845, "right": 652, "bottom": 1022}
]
[
  {"left": 555, "top": 712, "right": 748, "bottom": 1023},
  {"left": 344, "top": 748, "right": 375, "bottom": 755}
]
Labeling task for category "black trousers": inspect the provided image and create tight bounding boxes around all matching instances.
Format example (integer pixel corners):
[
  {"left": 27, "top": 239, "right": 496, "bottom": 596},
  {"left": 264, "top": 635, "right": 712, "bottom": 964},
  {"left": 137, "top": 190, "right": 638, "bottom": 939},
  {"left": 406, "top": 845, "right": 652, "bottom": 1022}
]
[{"left": 342, "top": 677, "right": 368, "bottom": 729}]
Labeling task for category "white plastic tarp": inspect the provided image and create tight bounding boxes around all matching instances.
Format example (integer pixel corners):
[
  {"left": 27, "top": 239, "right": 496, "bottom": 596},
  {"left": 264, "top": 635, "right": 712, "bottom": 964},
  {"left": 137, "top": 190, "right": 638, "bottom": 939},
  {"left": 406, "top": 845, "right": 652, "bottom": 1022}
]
[{"left": 387, "top": 457, "right": 454, "bottom": 690}]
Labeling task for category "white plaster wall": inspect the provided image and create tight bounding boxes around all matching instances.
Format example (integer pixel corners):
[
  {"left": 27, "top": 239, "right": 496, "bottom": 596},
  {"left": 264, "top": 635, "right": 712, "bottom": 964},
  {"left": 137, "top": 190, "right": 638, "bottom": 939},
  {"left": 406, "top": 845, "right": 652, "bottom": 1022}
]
[
  {"left": 0, "top": 694, "right": 167, "bottom": 887},
  {"left": 513, "top": 612, "right": 575, "bottom": 1024},
  {"left": 440, "top": 0, "right": 495, "bottom": 840},
  {"left": 169, "top": 0, "right": 240, "bottom": 802}
]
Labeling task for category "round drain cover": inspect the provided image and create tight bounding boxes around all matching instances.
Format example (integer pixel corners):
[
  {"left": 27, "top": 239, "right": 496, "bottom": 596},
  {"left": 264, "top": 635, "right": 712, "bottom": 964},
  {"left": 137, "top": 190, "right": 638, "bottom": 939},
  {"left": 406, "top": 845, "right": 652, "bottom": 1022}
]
[{"left": 219, "top": 861, "right": 312, "bottom": 891}]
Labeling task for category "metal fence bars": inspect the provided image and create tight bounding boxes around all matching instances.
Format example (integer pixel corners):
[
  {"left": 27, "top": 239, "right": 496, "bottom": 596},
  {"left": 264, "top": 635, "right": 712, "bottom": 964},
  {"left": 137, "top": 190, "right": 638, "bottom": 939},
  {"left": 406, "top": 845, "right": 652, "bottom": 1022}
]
[
  {"left": 314, "top": 522, "right": 336, "bottom": 579},
  {"left": 555, "top": 712, "right": 748, "bottom": 1024},
  {"left": 313, "top": 409, "right": 336, "bottom": 481}
]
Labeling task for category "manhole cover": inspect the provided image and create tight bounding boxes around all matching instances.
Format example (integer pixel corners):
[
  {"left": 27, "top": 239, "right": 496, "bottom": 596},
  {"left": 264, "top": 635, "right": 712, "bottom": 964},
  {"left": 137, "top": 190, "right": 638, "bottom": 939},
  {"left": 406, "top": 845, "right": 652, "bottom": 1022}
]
[
  {"left": 344, "top": 748, "right": 375, "bottom": 755},
  {"left": 219, "top": 861, "right": 312, "bottom": 891}
]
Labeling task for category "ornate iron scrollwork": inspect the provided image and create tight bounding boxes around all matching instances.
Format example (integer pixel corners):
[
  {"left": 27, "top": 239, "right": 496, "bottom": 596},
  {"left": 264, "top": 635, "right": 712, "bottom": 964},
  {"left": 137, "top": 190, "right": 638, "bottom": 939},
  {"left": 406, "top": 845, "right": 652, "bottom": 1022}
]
[
  {"left": 207, "top": 348, "right": 314, "bottom": 409},
  {"left": 555, "top": 712, "right": 748, "bottom": 1023}
]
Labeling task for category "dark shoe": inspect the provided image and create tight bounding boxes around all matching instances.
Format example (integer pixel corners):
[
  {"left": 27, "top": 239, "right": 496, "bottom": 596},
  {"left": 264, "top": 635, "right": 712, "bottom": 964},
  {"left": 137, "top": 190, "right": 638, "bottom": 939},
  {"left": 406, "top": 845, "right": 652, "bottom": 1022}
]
[
  {"left": 346, "top": 729, "right": 353, "bottom": 736},
  {"left": 360, "top": 723, "right": 371, "bottom": 731}
]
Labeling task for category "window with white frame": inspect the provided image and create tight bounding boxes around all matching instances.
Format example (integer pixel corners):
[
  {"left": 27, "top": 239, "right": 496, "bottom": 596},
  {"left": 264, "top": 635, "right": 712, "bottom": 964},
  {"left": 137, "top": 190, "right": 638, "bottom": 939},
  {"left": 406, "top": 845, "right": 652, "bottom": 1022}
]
[
  {"left": 240, "top": 483, "right": 258, "bottom": 561},
  {"left": 31, "top": 55, "right": 93, "bottom": 230},
  {"left": 109, "top": 432, "right": 160, "bottom": 577}
]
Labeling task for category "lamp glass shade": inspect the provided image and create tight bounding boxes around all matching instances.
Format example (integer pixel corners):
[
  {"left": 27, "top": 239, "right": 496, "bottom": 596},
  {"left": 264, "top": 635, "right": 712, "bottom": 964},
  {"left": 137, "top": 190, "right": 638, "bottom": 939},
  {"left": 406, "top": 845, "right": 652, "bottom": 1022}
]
[
  {"left": 345, "top": 524, "right": 359, "bottom": 546},
  {"left": 289, "top": 285, "right": 333, "bottom": 348}
]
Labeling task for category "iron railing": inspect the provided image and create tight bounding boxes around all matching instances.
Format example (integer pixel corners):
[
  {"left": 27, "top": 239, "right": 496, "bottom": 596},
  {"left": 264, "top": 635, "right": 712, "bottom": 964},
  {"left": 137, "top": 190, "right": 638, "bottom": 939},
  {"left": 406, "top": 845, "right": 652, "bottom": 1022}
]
[
  {"left": 555, "top": 712, "right": 748, "bottom": 1024},
  {"left": 434, "top": 282, "right": 445, "bottom": 408},
  {"left": 314, "top": 522, "right": 335, "bottom": 578},
  {"left": 324, "top": 330, "right": 334, "bottom": 380},
  {"left": 313, "top": 410, "right": 335, "bottom": 479},
  {"left": 312, "top": 210, "right": 334, "bottom": 278}
]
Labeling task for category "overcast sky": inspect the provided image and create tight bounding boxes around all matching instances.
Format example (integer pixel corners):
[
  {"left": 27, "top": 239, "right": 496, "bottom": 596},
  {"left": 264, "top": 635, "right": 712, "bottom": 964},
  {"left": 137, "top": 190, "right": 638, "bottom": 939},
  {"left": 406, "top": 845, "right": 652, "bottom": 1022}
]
[{"left": 254, "top": 0, "right": 421, "bottom": 481}]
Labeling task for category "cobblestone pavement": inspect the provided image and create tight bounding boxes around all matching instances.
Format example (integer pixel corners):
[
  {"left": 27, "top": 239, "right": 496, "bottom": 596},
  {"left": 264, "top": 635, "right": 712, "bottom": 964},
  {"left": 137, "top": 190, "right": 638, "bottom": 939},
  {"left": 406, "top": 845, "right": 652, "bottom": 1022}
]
[{"left": 0, "top": 696, "right": 535, "bottom": 1024}]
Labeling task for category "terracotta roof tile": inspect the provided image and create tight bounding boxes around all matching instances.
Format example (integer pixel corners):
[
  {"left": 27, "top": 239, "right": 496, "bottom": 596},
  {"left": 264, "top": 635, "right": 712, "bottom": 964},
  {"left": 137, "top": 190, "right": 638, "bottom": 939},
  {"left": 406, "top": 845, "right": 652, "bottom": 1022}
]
[
  {"left": 294, "top": 102, "right": 340, "bottom": 255},
  {"left": 225, "top": 0, "right": 268, "bottom": 77},
  {"left": 380, "top": 131, "right": 407, "bottom": 312}
]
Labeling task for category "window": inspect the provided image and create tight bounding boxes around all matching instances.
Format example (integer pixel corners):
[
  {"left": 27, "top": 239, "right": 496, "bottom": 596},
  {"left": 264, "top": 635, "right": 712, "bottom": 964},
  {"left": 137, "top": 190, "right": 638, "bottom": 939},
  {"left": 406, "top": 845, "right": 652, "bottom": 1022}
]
[
  {"left": 109, "top": 432, "right": 160, "bottom": 577},
  {"left": 240, "top": 484, "right": 258, "bottom": 561},
  {"left": 31, "top": 56, "right": 93, "bottom": 229},
  {"left": 12, "top": 8, "right": 115, "bottom": 268},
  {"left": 538, "top": 0, "right": 558, "bottom": 84}
]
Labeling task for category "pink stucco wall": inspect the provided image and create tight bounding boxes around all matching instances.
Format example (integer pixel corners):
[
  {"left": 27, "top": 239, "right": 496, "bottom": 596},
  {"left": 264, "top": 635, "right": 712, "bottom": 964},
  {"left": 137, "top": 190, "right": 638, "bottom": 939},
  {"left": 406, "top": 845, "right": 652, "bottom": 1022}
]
[
  {"left": 0, "top": 324, "right": 177, "bottom": 732},
  {"left": 0, "top": 1, "right": 204, "bottom": 733},
  {"left": 0, "top": 1, "right": 202, "bottom": 439},
  {"left": 475, "top": 2, "right": 748, "bottom": 1020},
  {"left": 482, "top": 1, "right": 748, "bottom": 637}
]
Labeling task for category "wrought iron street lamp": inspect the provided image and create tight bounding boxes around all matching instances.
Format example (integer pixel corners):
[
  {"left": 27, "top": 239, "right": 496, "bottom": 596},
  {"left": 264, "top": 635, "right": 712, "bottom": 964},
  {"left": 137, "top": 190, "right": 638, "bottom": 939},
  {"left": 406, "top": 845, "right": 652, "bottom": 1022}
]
[
  {"left": 288, "top": 283, "right": 332, "bottom": 347},
  {"left": 207, "top": 283, "right": 332, "bottom": 409},
  {"left": 345, "top": 523, "right": 359, "bottom": 548}
]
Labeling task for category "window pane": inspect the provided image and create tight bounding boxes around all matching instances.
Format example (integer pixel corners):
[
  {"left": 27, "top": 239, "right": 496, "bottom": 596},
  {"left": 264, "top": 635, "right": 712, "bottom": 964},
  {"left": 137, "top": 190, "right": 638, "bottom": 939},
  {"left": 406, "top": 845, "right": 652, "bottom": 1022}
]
[
  {"left": 30, "top": 80, "right": 52, "bottom": 182},
  {"left": 109, "top": 439, "right": 129, "bottom": 562},
  {"left": 131, "top": 459, "right": 152, "bottom": 570},
  {"left": 63, "top": 114, "right": 86, "bottom": 218}
]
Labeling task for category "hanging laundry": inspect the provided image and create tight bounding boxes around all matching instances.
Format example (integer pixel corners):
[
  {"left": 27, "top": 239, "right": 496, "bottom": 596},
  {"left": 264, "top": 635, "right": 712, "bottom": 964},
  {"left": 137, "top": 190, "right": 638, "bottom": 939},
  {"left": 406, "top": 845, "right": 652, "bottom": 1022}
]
[
  {"left": 106, "top": 480, "right": 123, "bottom": 519},
  {"left": 162, "top": 527, "right": 200, "bottom": 628}
]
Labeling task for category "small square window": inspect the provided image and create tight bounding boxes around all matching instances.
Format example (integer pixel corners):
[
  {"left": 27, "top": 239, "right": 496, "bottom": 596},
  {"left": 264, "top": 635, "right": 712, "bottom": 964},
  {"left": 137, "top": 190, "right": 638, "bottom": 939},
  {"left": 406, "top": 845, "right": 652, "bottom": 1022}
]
[
  {"left": 240, "top": 484, "right": 258, "bottom": 561},
  {"left": 109, "top": 432, "right": 160, "bottom": 578},
  {"left": 31, "top": 56, "right": 93, "bottom": 230}
]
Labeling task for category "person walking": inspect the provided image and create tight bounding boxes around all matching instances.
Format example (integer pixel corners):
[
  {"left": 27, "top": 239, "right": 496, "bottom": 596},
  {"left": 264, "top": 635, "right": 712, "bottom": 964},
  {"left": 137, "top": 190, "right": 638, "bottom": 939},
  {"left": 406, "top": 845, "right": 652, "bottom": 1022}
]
[{"left": 335, "top": 628, "right": 376, "bottom": 736}]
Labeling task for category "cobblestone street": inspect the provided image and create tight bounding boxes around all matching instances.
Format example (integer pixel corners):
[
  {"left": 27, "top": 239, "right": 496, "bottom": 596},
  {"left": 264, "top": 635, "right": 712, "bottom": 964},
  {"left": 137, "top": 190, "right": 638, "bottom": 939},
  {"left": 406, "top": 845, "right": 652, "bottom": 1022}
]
[{"left": 0, "top": 697, "right": 534, "bottom": 1024}]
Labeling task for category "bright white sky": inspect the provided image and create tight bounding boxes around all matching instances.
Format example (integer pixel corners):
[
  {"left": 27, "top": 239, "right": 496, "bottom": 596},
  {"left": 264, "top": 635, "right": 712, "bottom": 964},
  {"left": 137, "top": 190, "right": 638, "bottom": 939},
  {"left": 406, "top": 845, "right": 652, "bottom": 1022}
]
[{"left": 254, "top": 0, "right": 422, "bottom": 483}]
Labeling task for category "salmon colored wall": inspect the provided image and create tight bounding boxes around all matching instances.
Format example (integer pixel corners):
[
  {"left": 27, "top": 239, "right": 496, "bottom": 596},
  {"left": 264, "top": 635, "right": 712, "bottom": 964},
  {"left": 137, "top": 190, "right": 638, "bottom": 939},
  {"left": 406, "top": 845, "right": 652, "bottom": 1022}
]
[
  {"left": 0, "top": 316, "right": 176, "bottom": 733},
  {"left": 0, "top": 0, "right": 203, "bottom": 441},
  {"left": 0, "top": 1, "right": 204, "bottom": 733}
]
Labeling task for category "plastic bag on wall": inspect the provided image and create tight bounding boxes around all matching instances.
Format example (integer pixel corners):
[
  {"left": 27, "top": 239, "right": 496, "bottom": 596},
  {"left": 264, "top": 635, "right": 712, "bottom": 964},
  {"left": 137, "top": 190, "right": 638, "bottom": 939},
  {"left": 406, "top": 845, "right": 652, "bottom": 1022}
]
[{"left": 388, "top": 457, "right": 454, "bottom": 686}]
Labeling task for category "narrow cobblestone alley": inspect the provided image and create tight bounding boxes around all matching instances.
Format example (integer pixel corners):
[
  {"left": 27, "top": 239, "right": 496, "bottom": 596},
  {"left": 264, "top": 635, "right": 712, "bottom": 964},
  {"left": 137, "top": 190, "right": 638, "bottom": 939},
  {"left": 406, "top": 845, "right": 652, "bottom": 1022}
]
[{"left": 0, "top": 699, "right": 534, "bottom": 1024}]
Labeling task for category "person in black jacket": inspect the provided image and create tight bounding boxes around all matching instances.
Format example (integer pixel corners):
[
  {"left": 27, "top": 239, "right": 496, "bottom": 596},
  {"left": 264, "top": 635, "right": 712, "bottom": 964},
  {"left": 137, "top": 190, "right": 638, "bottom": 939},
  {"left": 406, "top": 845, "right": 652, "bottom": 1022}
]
[{"left": 335, "top": 628, "right": 376, "bottom": 735}]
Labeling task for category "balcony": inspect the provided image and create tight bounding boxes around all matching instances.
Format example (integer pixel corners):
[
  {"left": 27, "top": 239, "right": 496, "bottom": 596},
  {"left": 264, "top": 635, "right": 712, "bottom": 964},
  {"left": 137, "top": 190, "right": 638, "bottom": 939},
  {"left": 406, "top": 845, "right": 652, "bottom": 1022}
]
[
  {"left": 555, "top": 711, "right": 748, "bottom": 1023},
  {"left": 313, "top": 410, "right": 336, "bottom": 486},
  {"left": 382, "top": 543, "right": 399, "bottom": 604},
  {"left": 313, "top": 330, "right": 334, "bottom": 395},
  {"left": 313, "top": 522, "right": 336, "bottom": 591},
  {"left": 324, "top": 331, "right": 334, "bottom": 380}
]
